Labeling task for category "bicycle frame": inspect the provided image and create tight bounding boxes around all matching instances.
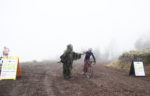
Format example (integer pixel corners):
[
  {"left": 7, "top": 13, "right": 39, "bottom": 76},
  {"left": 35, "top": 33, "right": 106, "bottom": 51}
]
[{"left": 84, "top": 61, "right": 95, "bottom": 78}]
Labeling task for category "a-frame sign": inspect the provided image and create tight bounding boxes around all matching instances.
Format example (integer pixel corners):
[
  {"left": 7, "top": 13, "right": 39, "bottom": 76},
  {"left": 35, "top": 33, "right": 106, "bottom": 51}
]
[
  {"left": 0, "top": 56, "right": 22, "bottom": 80},
  {"left": 129, "top": 60, "right": 146, "bottom": 76}
]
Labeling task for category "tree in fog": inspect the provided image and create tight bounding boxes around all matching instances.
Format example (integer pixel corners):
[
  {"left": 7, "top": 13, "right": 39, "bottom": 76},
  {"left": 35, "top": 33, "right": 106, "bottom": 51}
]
[{"left": 135, "top": 34, "right": 150, "bottom": 50}]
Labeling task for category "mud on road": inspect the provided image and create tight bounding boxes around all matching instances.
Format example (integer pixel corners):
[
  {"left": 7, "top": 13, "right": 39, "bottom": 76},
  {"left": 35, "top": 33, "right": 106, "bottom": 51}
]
[{"left": 0, "top": 61, "right": 150, "bottom": 96}]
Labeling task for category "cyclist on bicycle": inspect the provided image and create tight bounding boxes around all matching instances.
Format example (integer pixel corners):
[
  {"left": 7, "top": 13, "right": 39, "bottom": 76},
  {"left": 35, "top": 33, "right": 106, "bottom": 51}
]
[{"left": 83, "top": 48, "right": 96, "bottom": 74}]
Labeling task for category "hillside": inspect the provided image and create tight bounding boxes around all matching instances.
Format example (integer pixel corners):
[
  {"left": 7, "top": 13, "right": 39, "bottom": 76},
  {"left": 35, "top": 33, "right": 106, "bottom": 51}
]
[{"left": 108, "top": 49, "right": 150, "bottom": 74}]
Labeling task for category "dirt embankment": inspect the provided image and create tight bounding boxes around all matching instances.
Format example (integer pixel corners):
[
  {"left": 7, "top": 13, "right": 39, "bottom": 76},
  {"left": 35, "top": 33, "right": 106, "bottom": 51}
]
[
  {"left": 109, "top": 49, "right": 150, "bottom": 74},
  {"left": 0, "top": 61, "right": 150, "bottom": 96}
]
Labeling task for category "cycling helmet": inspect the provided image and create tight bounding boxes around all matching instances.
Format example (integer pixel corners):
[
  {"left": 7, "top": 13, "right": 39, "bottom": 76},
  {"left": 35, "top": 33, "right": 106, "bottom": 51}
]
[{"left": 88, "top": 48, "right": 92, "bottom": 51}]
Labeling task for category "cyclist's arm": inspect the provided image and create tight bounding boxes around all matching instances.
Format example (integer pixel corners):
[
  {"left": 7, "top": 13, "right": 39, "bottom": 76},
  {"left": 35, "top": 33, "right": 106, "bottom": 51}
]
[{"left": 92, "top": 54, "right": 96, "bottom": 62}]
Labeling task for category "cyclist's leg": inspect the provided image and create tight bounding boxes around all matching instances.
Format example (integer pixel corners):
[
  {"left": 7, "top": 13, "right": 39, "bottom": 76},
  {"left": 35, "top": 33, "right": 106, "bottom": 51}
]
[
  {"left": 88, "top": 63, "right": 92, "bottom": 73},
  {"left": 83, "top": 61, "right": 88, "bottom": 74}
]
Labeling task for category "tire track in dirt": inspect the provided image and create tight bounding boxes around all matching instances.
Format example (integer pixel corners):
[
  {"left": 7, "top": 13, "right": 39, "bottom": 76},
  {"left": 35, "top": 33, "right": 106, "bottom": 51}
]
[
  {"left": 10, "top": 63, "right": 54, "bottom": 96},
  {"left": 45, "top": 64, "right": 62, "bottom": 96},
  {"left": 0, "top": 62, "right": 57, "bottom": 96}
]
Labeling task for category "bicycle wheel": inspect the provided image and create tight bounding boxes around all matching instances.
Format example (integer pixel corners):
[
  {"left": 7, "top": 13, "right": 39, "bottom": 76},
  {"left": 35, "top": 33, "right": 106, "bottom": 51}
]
[
  {"left": 86, "top": 64, "right": 93, "bottom": 78},
  {"left": 90, "top": 66, "right": 94, "bottom": 78},
  {"left": 87, "top": 62, "right": 94, "bottom": 78}
]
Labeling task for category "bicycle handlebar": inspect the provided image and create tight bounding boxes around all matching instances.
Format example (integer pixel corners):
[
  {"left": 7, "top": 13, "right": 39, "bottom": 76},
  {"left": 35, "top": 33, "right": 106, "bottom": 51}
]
[{"left": 88, "top": 61, "right": 96, "bottom": 65}]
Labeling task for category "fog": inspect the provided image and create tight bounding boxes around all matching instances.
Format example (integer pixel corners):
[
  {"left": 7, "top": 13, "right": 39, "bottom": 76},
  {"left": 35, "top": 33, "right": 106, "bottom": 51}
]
[
  {"left": 0, "top": 0, "right": 150, "bottom": 62},
  {"left": 135, "top": 33, "right": 150, "bottom": 50}
]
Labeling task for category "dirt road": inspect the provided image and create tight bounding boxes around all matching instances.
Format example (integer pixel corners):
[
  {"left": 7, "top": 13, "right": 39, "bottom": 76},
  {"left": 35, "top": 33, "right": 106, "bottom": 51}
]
[{"left": 0, "top": 61, "right": 150, "bottom": 96}]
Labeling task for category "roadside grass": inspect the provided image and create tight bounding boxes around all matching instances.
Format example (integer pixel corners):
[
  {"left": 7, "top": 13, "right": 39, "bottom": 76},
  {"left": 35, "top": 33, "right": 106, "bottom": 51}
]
[{"left": 108, "top": 49, "right": 150, "bottom": 74}]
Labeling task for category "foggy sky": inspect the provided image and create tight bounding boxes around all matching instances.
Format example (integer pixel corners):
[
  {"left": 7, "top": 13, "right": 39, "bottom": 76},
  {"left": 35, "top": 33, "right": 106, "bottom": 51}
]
[
  {"left": 0, "top": 0, "right": 150, "bottom": 61},
  {"left": 135, "top": 33, "right": 150, "bottom": 50}
]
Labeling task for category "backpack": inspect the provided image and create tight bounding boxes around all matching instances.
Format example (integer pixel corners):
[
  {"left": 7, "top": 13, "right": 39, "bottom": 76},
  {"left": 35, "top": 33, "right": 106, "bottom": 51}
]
[{"left": 60, "top": 54, "right": 68, "bottom": 63}]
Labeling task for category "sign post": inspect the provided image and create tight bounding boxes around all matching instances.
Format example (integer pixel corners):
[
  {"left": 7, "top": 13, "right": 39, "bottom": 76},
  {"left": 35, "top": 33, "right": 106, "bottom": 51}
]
[
  {"left": 129, "top": 61, "right": 145, "bottom": 76},
  {"left": 0, "top": 56, "right": 21, "bottom": 80}
]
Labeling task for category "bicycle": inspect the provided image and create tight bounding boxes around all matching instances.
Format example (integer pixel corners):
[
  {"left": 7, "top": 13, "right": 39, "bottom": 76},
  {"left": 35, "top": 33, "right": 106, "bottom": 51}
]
[{"left": 83, "top": 61, "right": 96, "bottom": 78}]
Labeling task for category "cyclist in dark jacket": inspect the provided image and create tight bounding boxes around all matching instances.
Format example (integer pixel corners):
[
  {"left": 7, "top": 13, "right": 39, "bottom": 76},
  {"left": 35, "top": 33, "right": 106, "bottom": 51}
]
[{"left": 83, "top": 48, "right": 96, "bottom": 74}]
